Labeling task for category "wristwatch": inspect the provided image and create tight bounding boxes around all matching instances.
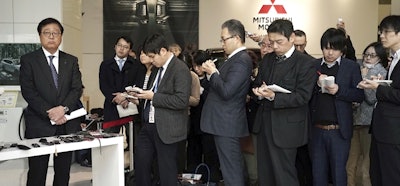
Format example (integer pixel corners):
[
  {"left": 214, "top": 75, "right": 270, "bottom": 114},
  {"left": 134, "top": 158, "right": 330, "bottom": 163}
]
[{"left": 63, "top": 106, "right": 70, "bottom": 113}]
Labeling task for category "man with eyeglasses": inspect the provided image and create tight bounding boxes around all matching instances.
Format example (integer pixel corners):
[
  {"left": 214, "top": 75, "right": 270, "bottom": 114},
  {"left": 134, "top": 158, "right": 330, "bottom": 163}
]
[
  {"left": 201, "top": 19, "right": 253, "bottom": 186},
  {"left": 251, "top": 19, "right": 316, "bottom": 186},
  {"left": 99, "top": 36, "right": 145, "bottom": 133},
  {"left": 357, "top": 15, "right": 400, "bottom": 186},
  {"left": 20, "top": 17, "right": 83, "bottom": 186}
]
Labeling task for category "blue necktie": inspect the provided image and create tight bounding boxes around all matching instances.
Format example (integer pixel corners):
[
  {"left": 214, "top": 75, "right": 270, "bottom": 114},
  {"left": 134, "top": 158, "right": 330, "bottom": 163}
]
[
  {"left": 118, "top": 59, "right": 124, "bottom": 71},
  {"left": 143, "top": 67, "right": 164, "bottom": 123},
  {"left": 49, "top": 56, "right": 58, "bottom": 89}
]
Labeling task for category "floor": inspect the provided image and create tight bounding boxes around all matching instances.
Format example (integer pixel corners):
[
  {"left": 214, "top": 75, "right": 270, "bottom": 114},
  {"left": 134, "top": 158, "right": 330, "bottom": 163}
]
[{"left": 0, "top": 159, "right": 92, "bottom": 186}]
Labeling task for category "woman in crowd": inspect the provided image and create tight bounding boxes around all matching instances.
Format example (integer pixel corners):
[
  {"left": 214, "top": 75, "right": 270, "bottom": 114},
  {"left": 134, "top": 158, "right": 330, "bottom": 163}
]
[{"left": 347, "top": 41, "right": 388, "bottom": 186}]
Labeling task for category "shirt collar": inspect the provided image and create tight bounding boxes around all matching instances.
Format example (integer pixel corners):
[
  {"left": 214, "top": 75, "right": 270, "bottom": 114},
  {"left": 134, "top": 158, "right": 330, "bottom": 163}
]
[
  {"left": 42, "top": 47, "right": 59, "bottom": 58},
  {"left": 321, "top": 56, "right": 342, "bottom": 68},
  {"left": 228, "top": 46, "right": 246, "bottom": 59},
  {"left": 114, "top": 55, "right": 127, "bottom": 62},
  {"left": 280, "top": 45, "right": 295, "bottom": 59}
]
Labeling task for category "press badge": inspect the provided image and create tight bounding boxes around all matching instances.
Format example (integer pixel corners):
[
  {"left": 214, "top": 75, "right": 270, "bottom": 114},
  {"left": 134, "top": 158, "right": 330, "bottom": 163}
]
[{"left": 149, "top": 101, "right": 155, "bottom": 123}]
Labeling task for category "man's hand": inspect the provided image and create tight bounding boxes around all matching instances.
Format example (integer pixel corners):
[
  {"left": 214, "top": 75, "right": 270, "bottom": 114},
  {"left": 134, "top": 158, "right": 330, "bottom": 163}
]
[
  {"left": 47, "top": 106, "right": 67, "bottom": 125},
  {"left": 324, "top": 84, "right": 339, "bottom": 95},
  {"left": 135, "top": 90, "right": 155, "bottom": 100},
  {"left": 112, "top": 92, "right": 130, "bottom": 108},
  {"left": 252, "top": 82, "right": 275, "bottom": 100},
  {"left": 202, "top": 60, "right": 217, "bottom": 75}
]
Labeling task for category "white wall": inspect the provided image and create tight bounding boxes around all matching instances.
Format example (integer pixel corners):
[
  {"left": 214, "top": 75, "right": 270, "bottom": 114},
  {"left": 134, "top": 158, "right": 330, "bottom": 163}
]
[
  {"left": 0, "top": 0, "right": 62, "bottom": 43},
  {"left": 199, "top": 0, "right": 379, "bottom": 59}
]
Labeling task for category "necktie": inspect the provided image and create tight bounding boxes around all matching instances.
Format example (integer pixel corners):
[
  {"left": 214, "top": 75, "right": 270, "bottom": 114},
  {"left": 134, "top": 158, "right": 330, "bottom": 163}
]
[
  {"left": 118, "top": 59, "right": 124, "bottom": 71},
  {"left": 275, "top": 55, "right": 286, "bottom": 63},
  {"left": 49, "top": 56, "right": 58, "bottom": 89},
  {"left": 143, "top": 67, "right": 164, "bottom": 123},
  {"left": 154, "top": 67, "right": 164, "bottom": 93}
]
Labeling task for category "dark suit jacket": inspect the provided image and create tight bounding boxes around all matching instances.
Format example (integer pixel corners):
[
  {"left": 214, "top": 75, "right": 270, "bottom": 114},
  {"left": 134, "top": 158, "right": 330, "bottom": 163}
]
[
  {"left": 253, "top": 50, "right": 316, "bottom": 148},
  {"left": 99, "top": 57, "right": 145, "bottom": 122},
  {"left": 310, "top": 57, "right": 364, "bottom": 139},
  {"left": 20, "top": 49, "right": 83, "bottom": 139},
  {"left": 372, "top": 59, "right": 400, "bottom": 144},
  {"left": 149, "top": 56, "right": 191, "bottom": 144},
  {"left": 201, "top": 50, "right": 253, "bottom": 137}
]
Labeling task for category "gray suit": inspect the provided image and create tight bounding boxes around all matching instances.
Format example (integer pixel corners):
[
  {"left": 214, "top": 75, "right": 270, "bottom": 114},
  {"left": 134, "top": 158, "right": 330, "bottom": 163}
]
[
  {"left": 201, "top": 50, "right": 253, "bottom": 186},
  {"left": 135, "top": 56, "right": 191, "bottom": 186}
]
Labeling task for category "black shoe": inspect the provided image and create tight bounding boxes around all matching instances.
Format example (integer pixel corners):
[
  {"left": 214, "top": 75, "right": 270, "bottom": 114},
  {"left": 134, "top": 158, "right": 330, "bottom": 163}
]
[{"left": 80, "top": 159, "right": 92, "bottom": 167}]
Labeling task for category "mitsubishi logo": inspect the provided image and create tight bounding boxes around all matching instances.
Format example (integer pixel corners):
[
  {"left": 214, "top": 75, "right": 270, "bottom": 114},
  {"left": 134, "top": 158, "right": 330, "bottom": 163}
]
[{"left": 259, "top": 0, "right": 287, "bottom": 14}]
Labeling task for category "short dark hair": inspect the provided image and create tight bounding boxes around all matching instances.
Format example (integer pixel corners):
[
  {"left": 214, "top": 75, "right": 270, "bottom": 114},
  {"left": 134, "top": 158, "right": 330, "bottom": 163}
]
[
  {"left": 37, "top": 18, "right": 64, "bottom": 35},
  {"left": 221, "top": 19, "right": 246, "bottom": 43},
  {"left": 192, "top": 50, "right": 211, "bottom": 66},
  {"left": 294, "top": 29, "right": 306, "bottom": 37},
  {"left": 379, "top": 15, "right": 400, "bottom": 34},
  {"left": 267, "top": 19, "right": 293, "bottom": 40},
  {"left": 115, "top": 36, "right": 133, "bottom": 49},
  {"left": 320, "top": 28, "right": 347, "bottom": 53},
  {"left": 143, "top": 34, "right": 168, "bottom": 55},
  {"left": 363, "top": 41, "right": 389, "bottom": 68},
  {"left": 90, "top": 108, "right": 104, "bottom": 117}
]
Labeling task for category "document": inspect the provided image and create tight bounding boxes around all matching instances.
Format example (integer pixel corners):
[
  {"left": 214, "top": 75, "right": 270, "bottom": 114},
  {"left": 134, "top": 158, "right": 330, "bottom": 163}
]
[
  {"left": 51, "top": 107, "right": 87, "bottom": 125},
  {"left": 116, "top": 102, "right": 138, "bottom": 118},
  {"left": 320, "top": 76, "right": 335, "bottom": 93},
  {"left": 266, "top": 84, "right": 291, "bottom": 93}
]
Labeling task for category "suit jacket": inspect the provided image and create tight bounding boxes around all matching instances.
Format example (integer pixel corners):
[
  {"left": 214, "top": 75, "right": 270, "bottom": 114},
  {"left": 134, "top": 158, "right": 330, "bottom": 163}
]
[
  {"left": 20, "top": 49, "right": 83, "bottom": 139},
  {"left": 372, "top": 59, "right": 400, "bottom": 144},
  {"left": 149, "top": 56, "right": 191, "bottom": 144},
  {"left": 99, "top": 57, "right": 145, "bottom": 122},
  {"left": 200, "top": 50, "right": 253, "bottom": 137},
  {"left": 310, "top": 57, "right": 364, "bottom": 139},
  {"left": 253, "top": 50, "right": 316, "bottom": 148}
]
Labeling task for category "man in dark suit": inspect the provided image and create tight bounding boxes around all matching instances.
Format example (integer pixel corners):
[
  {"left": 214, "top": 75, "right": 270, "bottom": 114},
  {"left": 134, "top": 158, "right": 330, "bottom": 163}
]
[
  {"left": 133, "top": 34, "right": 191, "bottom": 186},
  {"left": 294, "top": 29, "right": 314, "bottom": 186},
  {"left": 358, "top": 15, "right": 400, "bottom": 186},
  {"left": 310, "top": 28, "right": 364, "bottom": 186},
  {"left": 99, "top": 36, "right": 145, "bottom": 132},
  {"left": 201, "top": 19, "right": 253, "bottom": 186},
  {"left": 251, "top": 19, "right": 316, "bottom": 186},
  {"left": 19, "top": 17, "right": 83, "bottom": 186}
]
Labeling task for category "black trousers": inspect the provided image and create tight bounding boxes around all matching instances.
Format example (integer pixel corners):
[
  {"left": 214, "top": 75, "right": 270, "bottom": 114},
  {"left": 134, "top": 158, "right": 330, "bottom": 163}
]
[
  {"left": 370, "top": 137, "right": 400, "bottom": 186},
  {"left": 27, "top": 151, "right": 73, "bottom": 186},
  {"left": 134, "top": 123, "right": 179, "bottom": 186}
]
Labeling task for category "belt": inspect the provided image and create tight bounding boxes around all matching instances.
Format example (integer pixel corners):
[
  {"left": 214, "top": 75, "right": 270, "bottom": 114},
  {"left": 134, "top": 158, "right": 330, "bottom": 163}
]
[{"left": 314, "top": 124, "right": 340, "bottom": 130}]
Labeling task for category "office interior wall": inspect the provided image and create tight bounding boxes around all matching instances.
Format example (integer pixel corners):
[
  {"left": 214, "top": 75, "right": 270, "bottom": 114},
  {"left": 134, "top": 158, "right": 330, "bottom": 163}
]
[
  {"left": 81, "top": 0, "right": 104, "bottom": 110},
  {"left": 0, "top": 0, "right": 397, "bottom": 110},
  {"left": 199, "top": 0, "right": 381, "bottom": 59}
]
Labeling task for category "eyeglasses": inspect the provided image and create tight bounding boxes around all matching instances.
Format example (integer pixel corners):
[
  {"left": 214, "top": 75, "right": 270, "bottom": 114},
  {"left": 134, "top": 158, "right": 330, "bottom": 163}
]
[
  {"left": 378, "top": 30, "right": 395, "bottom": 35},
  {"left": 116, "top": 44, "right": 130, "bottom": 50},
  {"left": 41, "top": 31, "right": 61, "bottom": 37},
  {"left": 258, "top": 41, "right": 271, "bottom": 48},
  {"left": 363, "top": 53, "right": 378, "bottom": 58},
  {"left": 220, "top": 36, "right": 234, "bottom": 43}
]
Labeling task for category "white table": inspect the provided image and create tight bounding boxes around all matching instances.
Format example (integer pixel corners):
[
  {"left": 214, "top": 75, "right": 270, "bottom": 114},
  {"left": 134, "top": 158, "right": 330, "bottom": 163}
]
[{"left": 0, "top": 135, "right": 124, "bottom": 186}]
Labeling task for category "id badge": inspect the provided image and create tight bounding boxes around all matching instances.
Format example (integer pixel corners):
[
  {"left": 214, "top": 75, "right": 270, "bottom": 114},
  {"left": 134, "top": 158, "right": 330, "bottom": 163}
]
[{"left": 149, "top": 101, "right": 155, "bottom": 123}]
